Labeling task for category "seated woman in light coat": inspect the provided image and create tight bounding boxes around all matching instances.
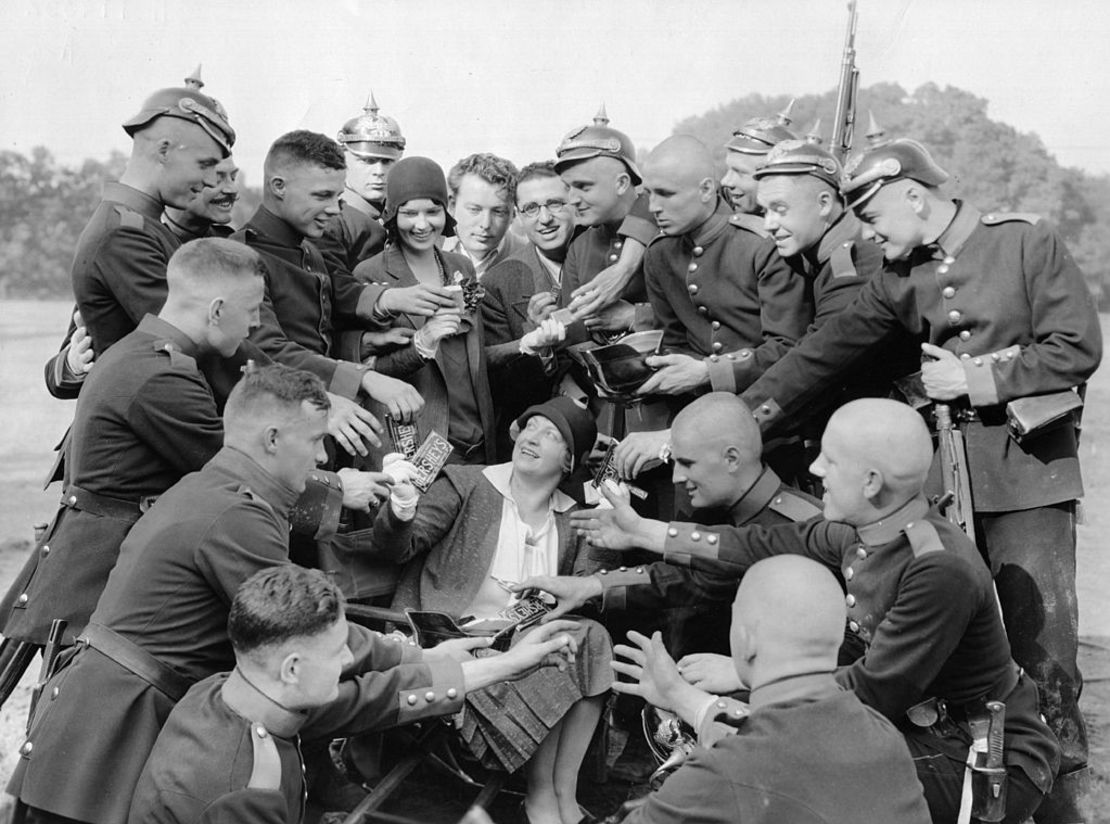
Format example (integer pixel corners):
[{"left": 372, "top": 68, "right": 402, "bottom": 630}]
[{"left": 370, "top": 396, "right": 615, "bottom": 824}]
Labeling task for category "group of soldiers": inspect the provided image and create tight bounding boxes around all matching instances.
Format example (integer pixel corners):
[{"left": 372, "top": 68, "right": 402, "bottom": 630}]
[{"left": 0, "top": 61, "right": 1101, "bottom": 824}]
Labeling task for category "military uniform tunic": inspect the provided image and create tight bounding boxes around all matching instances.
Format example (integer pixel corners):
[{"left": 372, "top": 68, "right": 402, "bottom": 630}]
[
  {"left": 595, "top": 468, "right": 820, "bottom": 613},
  {"left": 740, "top": 201, "right": 1101, "bottom": 769},
  {"left": 70, "top": 182, "right": 181, "bottom": 355},
  {"left": 626, "top": 684, "right": 931, "bottom": 824},
  {"left": 10, "top": 447, "right": 462, "bottom": 824},
  {"left": 560, "top": 191, "right": 658, "bottom": 322},
  {"left": 657, "top": 496, "right": 1060, "bottom": 820},
  {"left": 1, "top": 316, "right": 219, "bottom": 645},
  {"left": 128, "top": 662, "right": 465, "bottom": 824},
  {"left": 644, "top": 201, "right": 812, "bottom": 394},
  {"left": 234, "top": 206, "right": 381, "bottom": 399},
  {"left": 742, "top": 202, "right": 1100, "bottom": 511},
  {"left": 2, "top": 317, "right": 342, "bottom": 645}
]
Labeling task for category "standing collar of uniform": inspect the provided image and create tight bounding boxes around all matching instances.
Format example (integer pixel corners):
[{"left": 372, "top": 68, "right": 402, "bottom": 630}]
[
  {"left": 209, "top": 446, "right": 301, "bottom": 516},
  {"left": 136, "top": 314, "right": 201, "bottom": 357},
  {"left": 687, "top": 199, "right": 732, "bottom": 248},
  {"left": 482, "top": 462, "right": 576, "bottom": 513},
  {"left": 855, "top": 495, "right": 931, "bottom": 546},
  {"left": 728, "top": 466, "right": 783, "bottom": 525},
  {"left": 810, "top": 211, "right": 862, "bottom": 267},
  {"left": 749, "top": 671, "right": 842, "bottom": 710},
  {"left": 929, "top": 200, "right": 981, "bottom": 260},
  {"left": 220, "top": 669, "right": 307, "bottom": 738},
  {"left": 342, "top": 188, "right": 381, "bottom": 219},
  {"left": 103, "top": 181, "right": 164, "bottom": 222},
  {"left": 250, "top": 204, "right": 306, "bottom": 249}
]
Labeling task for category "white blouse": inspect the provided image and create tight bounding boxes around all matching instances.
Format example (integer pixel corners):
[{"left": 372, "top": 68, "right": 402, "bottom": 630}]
[{"left": 463, "top": 463, "right": 575, "bottom": 619}]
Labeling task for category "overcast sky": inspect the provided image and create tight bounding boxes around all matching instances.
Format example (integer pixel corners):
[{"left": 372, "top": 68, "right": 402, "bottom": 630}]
[{"left": 3, "top": 0, "right": 1108, "bottom": 185}]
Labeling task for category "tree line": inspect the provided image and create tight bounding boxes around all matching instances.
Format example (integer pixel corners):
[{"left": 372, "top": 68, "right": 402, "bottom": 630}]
[{"left": 1, "top": 83, "right": 1107, "bottom": 304}]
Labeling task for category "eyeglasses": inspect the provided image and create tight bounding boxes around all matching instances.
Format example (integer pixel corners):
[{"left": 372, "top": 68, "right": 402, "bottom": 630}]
[{"left": 518, "top": 199, "right": 569, "bottom": 219}]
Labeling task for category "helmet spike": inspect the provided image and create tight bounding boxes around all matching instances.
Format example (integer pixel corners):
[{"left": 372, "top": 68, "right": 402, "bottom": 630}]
[
  {"left": 593, "top": 103, "right": 610, "bottom": 127},
  {"left": 184, "top": 64, "right": 204, "bottom": 90},
  {"left": 865, "top": 111, "right": 887, "bottom": 146},
  {"left": 776, "top": 98, "right": 795, "bottom": 127},
  {"left": 364, "top": 90, "right": 380, "bottom": 116},
  {"left": 804, "top": 119, "right": 823, "bottom": 145}
]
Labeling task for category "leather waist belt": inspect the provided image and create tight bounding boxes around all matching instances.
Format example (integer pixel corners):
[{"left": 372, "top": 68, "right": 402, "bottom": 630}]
[
  {"left": 907, "top": 664, "right": 1021, "bottom": 728},
  {"left": 62, "top": 485, "right": 144, "bottom": 523},
  {"left": 80, "top": 623, "right": 192, "bottom": 701}
]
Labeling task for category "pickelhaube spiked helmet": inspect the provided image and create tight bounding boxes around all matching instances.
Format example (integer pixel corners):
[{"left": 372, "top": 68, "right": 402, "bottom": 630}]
[
  {"left": 122, "top": 71, "right": 235, "bottom": 157},
  {"left": 554, "top": 104, "right": 642, "bottom": 185},
  {"left": 726, "top": 100, "right": 798, "bottom": 156},
  {"left": 753, "top": 139, "right": 843, "bottom": 189},
  {"left": 337, "top": 92, "right": 407, "bottom": 161},
  {"left": 841, "top": 117, "right": 948, "bottom": 209}
]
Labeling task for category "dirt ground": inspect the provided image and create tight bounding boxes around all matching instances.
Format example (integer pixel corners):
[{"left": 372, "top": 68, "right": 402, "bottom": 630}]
[{"left": 1, "top": 300, "right": 1108, "bottom": 821}]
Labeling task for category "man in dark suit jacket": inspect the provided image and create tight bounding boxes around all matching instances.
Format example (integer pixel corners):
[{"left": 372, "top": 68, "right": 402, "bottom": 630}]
[{"left": 482, "top": 162, "right": 579, "bottom": 457}]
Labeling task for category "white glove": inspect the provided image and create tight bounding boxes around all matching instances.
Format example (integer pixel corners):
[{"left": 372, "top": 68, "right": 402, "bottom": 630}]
[
  {"left": 382, "top": 453, "right": 420, "bottom": 521},
  {"left": 519, "top": 318, "right": 567, "bottom": 355}
]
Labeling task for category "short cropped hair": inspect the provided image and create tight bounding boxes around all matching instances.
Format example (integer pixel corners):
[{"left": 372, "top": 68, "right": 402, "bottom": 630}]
[
  {"left": 167, "top": 237, "right": 266, "bottom": 288},
  {"left": 265, "top": 130, "right": 346, "bottom": 174},
  {"left": 514, "top": 161, "right": 564, "bottom": 202},
  {"left": 447, "top": 152, "right": 519, "bottom": 204},
  {"left": 223, "top": 363, "right": 330, "bottom": 426},
  {"left": 229, "top": 565, "right": 343, "bottom": 654}
]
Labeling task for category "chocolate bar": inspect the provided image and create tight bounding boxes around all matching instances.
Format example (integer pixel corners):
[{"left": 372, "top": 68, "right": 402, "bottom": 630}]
[
  {"left": 410, "top": 430, "right": 454, "bottom": 491},
  {"left": 385, "top": 415, "right": 420, "bottom": 459},
  {"left": 550, "top": 307, "right": 576, "bottom": 325}
]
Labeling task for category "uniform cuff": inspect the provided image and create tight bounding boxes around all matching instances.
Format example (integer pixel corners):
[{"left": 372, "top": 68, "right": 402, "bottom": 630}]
[
  {"left": 706, "top": 349, "right": 758, "bottom": 394},
  {"left": 597, "top": 567, "right": 652, "bottom": 612},
  {"left": 330, "top": 361, "right": 367, "bottom": 400},
  {"left": 749, "top": 398, "right": 784, "bottom": 430},
  {"left": 662, "top": 523, "right": 723, "bottom": 563},
  {"left": 963, "top": 345, "right": 1019, "bottom": 406},
  {"left": 396, "top": 659, "right": 466, "bottom": 723}
]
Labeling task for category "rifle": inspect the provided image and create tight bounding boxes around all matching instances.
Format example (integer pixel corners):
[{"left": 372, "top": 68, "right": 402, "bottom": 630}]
[
  {"left": 830, "top": 0, "right": 860, "bottom": 163},
  {"left": 27, "top": 618, "right": 67, "bottom": 730},
  {"left": 934, "top": 404, "right": 976, "bottom": 543}
]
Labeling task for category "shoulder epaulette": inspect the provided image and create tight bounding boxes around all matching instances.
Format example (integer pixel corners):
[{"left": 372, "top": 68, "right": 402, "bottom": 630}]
[
  {"left": 246, "top": 723, "right": 282, "bottom": 790},
  {"left": 728, "top": 213, "right": 771, "bottom": 239},
  {"left": 981, "top": 212, "right": 1042, "bottom": 227},
  {"left": 769, "top": 490, "right": 823, "bottom": 523},
  {"left": 903, "top": 519, "right": 945, "bottom": 558},
  {"left": 237, "top": 485, "right": 277, "bottom": 517},
  {"left": 114, "top": 205, "right": 145, "bottom": 231},
  {"left": 153, "top": 340, "right": 196, "bottom": 371},
  {"left": 829, "top": 241, "right": 859, "bottom": 279}
]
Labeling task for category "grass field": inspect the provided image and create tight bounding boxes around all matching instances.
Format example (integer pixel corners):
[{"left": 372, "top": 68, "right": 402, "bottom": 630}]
[{"left": 0, "top": 299, "right": 1108, "bottom": 819}]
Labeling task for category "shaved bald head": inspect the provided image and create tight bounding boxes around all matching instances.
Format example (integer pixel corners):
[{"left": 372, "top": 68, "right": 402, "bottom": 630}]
[
  {"left": 643, "top": 135, "right": 718, "bottom": 236},
  {"left": 731, "top": 555, "right": 845, "bottom": 689},
  {"left": 670, "top": 393, "right": 764, "bottom": 509},
  {"left": 646, "top": 135, "right": 717, "bottom": 185},
  {"left": 812, "top": 398, "right": 934, "bottom": 524},
  {"left": 673, "top": 393, "right": 762, "bottom": 464}
]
